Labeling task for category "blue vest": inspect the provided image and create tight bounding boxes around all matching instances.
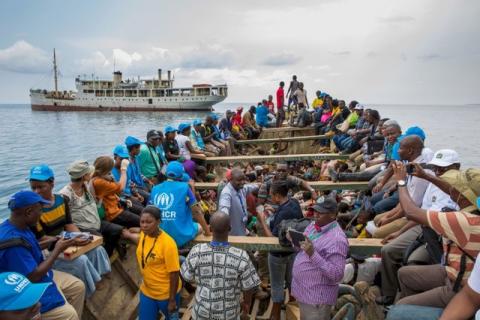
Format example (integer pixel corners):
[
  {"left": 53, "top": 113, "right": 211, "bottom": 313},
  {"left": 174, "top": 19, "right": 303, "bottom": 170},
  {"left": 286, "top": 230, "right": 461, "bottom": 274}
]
[
  {"left": 127, "top": 157, "right": 145, "bottom": 188},
  {"left": 112, "top": 167, "right": 132, "bottom": 196},
  {"left": 150, "top": 180, "right": 198, "bottom": 247}
]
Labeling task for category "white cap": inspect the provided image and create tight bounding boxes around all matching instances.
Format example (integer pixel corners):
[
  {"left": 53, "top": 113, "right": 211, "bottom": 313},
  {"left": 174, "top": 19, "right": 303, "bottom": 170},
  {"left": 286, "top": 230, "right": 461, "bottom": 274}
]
[
  {"left": 428, "top": 149, "right": 460, "bottom": 167},
  {"left": 354, "top": 103, "right": 364, "bottom": 110}
]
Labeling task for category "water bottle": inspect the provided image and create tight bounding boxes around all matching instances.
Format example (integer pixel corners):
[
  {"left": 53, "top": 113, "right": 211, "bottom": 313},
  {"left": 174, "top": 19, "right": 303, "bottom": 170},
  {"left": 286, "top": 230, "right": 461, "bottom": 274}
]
[{"left": 168, "top": 311, "right": 179, "bottom": 320}]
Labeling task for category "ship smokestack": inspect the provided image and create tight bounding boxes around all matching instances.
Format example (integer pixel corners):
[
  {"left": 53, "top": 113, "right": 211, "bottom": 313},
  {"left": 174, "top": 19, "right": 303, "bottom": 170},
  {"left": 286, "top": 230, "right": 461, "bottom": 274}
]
[
  {"left": 113, "top": 71, "right": 122, "bottom": 87},
  {"left": 158, "top": 69, "right": 162, "bottom": 81},
  {"left": 167, "top": 70, "right": 171, "bottom": 82}
]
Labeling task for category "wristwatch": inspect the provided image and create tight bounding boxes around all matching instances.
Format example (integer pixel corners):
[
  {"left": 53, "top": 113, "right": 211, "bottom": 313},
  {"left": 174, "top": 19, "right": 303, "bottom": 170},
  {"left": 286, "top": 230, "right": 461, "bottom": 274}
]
[{"left": 397, "top": 180, "right": 407, "bottom": 187}]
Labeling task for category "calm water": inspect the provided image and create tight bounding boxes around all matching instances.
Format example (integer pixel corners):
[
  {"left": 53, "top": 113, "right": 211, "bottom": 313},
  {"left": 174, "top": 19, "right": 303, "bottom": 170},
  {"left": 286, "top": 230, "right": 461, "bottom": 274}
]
[{"left": 0, "top": 103, "right": 479, "bottom": 219}]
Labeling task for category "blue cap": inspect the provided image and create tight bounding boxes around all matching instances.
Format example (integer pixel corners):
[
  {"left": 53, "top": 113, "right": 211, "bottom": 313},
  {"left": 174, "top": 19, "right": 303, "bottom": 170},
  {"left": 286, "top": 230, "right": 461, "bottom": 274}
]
[
  {"left": 210, "top": 113, "right": 219, "bottom": 121},
  {"left": 124, "top": 136, "right": 143, "bottom": 147},
  {"left": 166, "top": 161, "right": 185, "bottom": 179},
  {"left": 29, "top": 164, "right": 54, "bottom": 181},
  {"left": 178, "top": 123, "right": 191, "bottom": 133},
  {"left": 164, "top": 126, "right": 177, "bottom": 135},
  {"left": 8, "top": 190, "right": 50, "bottom": 210},
  {"left": 193, "top": 119, "right": 202, "bottom": 127},
  {"left": 405, "top": 126, "right": 426, "bottom": 141},
  {"left": 113, "top": 145, "right": 129, "bottom": 159},
  {"left": 0, "top": 272, "right": 50, "bottom": 311}
]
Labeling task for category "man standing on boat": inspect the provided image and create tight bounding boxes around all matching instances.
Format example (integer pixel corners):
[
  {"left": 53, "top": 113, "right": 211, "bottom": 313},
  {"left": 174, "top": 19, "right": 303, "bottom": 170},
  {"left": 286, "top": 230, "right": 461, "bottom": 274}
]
[
  {"left": 291, "top": 198, "right": 348, "bottom": 320},
  {"left": 219, "top": 168, "right": 259, "bottom": 236},
  {"left": 181, "top": 212, "right": 260, "bottom": 320},
  {"left": 276, "top": 81, "right": 286, "bottom": 127},
  {"left": 286, "top": 75, "right": 299, "bottom": 112}
]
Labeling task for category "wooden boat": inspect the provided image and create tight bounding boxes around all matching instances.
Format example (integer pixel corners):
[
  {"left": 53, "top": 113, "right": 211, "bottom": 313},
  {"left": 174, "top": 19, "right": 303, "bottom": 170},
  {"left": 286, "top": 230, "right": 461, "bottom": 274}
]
[
  {"left": 236, "top": 134, "right": 328, "bottom": 145},
  {"left": 205, "top": 153, "right": 348, "bottom": 164},
  {"left": 83, "top": 236, "right": 382, "bottom": 320},
  {"left": 196, "top": 181, "right": 369, "bottom": 191},
  {"left": 254, "top": 127, "right": 330, "bottom": 155}
]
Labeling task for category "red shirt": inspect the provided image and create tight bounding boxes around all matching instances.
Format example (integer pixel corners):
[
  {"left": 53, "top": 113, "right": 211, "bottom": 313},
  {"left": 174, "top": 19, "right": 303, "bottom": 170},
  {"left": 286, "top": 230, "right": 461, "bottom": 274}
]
[
  {"left": 276, "top": 87, "right": 284, "bottom": 110},
  {"left": 266, "top": 101, "right": 275, "bottom": 113}
]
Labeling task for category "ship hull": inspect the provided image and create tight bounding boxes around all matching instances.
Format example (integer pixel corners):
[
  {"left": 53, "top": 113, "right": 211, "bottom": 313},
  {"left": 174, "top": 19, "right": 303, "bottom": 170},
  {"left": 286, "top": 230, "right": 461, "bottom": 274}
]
[{"left": 30, "top": 93, "right": 226, "bottom": 112}]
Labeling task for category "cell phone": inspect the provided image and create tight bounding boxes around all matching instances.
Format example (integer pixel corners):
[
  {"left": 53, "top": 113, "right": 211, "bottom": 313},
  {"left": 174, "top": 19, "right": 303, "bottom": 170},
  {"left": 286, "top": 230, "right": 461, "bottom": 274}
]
[
  {"left": 288, "top": 229, "right": 306, "bottom": 247},
  {"left": 406, "top": 163, "right": 430, "bottom": 174}
]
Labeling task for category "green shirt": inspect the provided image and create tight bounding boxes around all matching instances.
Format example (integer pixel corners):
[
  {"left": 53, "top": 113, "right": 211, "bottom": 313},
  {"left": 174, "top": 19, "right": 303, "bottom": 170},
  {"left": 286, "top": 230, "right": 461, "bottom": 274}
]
[
  {"left": 346, "top": 112, "right": 359, "bottom": 126},
  {"left": 138, "top": 144, "right": 161, "bottom": 179}
]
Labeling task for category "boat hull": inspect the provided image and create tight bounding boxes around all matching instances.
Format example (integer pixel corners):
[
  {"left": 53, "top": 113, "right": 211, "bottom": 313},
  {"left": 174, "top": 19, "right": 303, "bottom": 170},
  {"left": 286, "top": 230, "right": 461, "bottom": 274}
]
[{"left": 31, "top": 104, "right": 218, "bottom": 112}]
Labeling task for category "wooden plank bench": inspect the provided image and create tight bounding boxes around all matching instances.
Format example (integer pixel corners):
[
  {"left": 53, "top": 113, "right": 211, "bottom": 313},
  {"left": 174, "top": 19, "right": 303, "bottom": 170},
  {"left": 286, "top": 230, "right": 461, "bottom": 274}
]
[
  {"left": 235, "top": 134, "right": 329, "bottom": 145},
  {"left": 195, "top": 180, "right": 369, "bottom": 191},
  {"left": 205, "top": 153, "right": 349, "bottom": 164},
  {"left": 192, "top": 235, "right": 382, "bottom": 256}
]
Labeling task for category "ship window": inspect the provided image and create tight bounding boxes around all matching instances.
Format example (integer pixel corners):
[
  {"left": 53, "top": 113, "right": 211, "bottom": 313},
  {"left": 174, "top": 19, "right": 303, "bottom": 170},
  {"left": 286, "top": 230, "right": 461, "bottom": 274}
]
[{"left": 148, "top": 98, "right": 152, "bottom": 104}]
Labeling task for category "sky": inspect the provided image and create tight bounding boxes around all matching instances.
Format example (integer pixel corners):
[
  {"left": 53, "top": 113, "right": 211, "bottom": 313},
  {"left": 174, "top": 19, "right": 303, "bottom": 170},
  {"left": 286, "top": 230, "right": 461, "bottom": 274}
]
[{"left": 0, "top": 0, "right": 479, "bottom": 105}]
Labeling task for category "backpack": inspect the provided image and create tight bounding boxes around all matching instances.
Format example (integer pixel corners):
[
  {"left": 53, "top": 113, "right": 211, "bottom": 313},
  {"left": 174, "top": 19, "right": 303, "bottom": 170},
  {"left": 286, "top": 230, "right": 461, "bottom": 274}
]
[
  {"left": 403, "top": 226, "right": 443, "bottom": 265},
  {"left": 278, "top": 218, "right": 312, "bottom": 247},
  {"left": 0, "top": 238, "right": 32, "bottom": 251}
]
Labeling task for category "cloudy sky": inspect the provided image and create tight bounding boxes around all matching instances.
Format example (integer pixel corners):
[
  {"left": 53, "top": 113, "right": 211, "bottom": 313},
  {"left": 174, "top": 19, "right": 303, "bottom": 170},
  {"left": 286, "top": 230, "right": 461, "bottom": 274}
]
[{"left": 1, "top": 0, "right": 479, "bottom": 104}]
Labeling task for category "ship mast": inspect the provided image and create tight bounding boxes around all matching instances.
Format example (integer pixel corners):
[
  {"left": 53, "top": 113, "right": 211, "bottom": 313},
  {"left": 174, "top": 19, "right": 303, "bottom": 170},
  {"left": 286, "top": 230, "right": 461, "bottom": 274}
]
[{"left": 53, "top": 48, "right": 58, "bottom": 94}]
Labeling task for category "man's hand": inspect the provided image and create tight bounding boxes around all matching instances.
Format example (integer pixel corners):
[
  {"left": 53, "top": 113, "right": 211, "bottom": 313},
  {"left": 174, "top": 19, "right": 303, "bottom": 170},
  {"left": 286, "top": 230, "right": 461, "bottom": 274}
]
[
  {"left": 382, "top": 230, "right": 401, "bottom": 244},
  {"left": 167, "top": 299, "right": 177, "bottom": 313},
  {"left": 410, "top": 163, "right": 430, "bottom": 180},
  {"left": 392, "top": 161, "right": 407, "bottom": 181},
  {"left": 372, "top": 181, "right": 385, "bottom": 194},
  {"left": 300, "top": 237, "right": 314, "bottom": 257},
  {"left": 377, "top": 215, "right": 392, "bottom": 227},
  {"left": 53, "top": 237, "right": 77, "bottom": 254}
]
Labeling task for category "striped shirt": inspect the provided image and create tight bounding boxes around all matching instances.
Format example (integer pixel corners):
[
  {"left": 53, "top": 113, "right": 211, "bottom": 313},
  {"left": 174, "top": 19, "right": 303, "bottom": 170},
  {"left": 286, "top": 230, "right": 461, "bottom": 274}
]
[
  {"left": 291, "top": 221, "right": 348, "bottom": 305},
  {"left": 427, "top": 210, "right": 480, "bottom": 283}
]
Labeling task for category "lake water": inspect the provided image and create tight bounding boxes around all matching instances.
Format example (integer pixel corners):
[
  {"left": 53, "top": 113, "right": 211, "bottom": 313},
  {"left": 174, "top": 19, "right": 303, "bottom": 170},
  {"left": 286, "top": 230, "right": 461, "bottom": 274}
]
[{"left": 0, "top": 103, "right": 479, "bottom": 219}]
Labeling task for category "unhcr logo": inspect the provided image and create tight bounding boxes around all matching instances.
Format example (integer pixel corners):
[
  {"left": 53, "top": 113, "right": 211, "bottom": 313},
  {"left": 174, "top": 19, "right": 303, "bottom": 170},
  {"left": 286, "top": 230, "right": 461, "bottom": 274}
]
[{"left": 154, "top": 192, "right": 175, "bottom": 210}]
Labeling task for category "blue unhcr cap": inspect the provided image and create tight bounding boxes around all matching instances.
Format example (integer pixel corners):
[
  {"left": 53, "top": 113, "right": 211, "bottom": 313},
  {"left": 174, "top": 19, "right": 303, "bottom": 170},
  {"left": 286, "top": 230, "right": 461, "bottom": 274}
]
[
  {"left": 8, "top": 190, "right": 50, "bottom": 210},
  {"left": 405, "top": 126, "right": 426, "bottom": 141},
  {"left": 0, "top": 272, "right": 50, "bottom": 311},
  {"left": 193, "top": 119, "right": 202, "bottom": 127},
  {"left": 124, "top": 136, "right": 143, "bottom": 147},
  {"left": 166, "top": 161, "right": 185, "bottom": 179},
  {"left": 29, "top": 164, "right": 54, "bottom": 181},
  {"left": 113, "top": 145, "right": 129, "bottom": 159},
  {"left": 164, "top": 126, "right": 177, "bottom": 135},
  {"left": 178, "top": 123, "right": 191, "bottom": 133},
  {"left": 210, "top": 113, "right": 219, "bottom": 121}
]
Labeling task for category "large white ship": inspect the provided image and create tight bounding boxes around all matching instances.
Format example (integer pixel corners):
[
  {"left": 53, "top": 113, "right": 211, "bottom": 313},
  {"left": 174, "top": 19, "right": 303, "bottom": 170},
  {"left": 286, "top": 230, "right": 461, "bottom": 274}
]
[{"left": 30, "top": 50, "right": 228, "bottom": 112}]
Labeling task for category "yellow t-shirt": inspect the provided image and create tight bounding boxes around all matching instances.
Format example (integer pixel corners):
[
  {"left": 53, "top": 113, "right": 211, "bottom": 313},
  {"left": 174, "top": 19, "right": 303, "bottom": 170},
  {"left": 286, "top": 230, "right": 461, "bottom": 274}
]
[
  {"left": 312, "top": 98, "right": 323, "bottom": 109},
  {"left": 136, "top": 230, "right": 182, "bottom": 300},
  {"left": 332, "top": 106, "right": 341, "bottom": 116}
]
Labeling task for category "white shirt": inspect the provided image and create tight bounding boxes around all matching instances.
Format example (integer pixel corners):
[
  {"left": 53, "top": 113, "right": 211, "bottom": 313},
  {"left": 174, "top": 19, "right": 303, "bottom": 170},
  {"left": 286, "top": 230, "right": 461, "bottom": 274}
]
[
  {"left": 407, "top": 154, "right": 434, "bottom": 206},
  {"left": 467, "top": 254, "right": 480, "bottom": 319},
  {"left": 421, "top": 183, "right": 460, "bottom": 211},
  {"left": 175, "top": 134, "right": 191, "bottom": 160}
]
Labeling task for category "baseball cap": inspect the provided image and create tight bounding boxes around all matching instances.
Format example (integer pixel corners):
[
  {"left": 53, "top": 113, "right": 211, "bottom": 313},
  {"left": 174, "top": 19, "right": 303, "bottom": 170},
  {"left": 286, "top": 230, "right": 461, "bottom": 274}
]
[
  {"left": 0, "top": 272, "right": 50, "bottom": 311},
  {"left": 428, "top": 149, "right": 460, "bottom": 167},
  {"left": 124, "top": 136, "right": 143, "bottom": 147},
  {"left": 311, "top": 198, "right": 338, "bottom": 214},
  {"left": 146, "top": 130, "right": 161, "bottom": 139},
  {"left": 113, "top": 145, "right": 129, "bottom": 158},
  {"left": 193, "top": 119, "right": 202, "bottom": 127},
  {"left": 441, "top": 168, "right": 480, "bottom": 210},
  {"left": 29, "top": 164, "right": 54, "bottom": 181},
  {"left": 210, "top": 113, "right": 219, "bottom": 121},
  {"left": 8, "top": 190, "right": 50, "bottom": 210},
  {"left": 67, "top": 160, "right": 94, "bottom": 179},
  {"left": 226, "top": 109, "right": 234, "bottom": 115},
  {"left": 405, "top": 126, "right": 426, "bottom": 141},
  {"left": 354, "top": 104, "right": 364, "bottom": 110},
  {"left": 178, "top": 123, "right": 191, "bottom": 133},
  {"left": 164, "top": 125, "right": 177, "bottom": 135},
  {"left": 166, "top": 161, "right": 185, "bottom": 179}
]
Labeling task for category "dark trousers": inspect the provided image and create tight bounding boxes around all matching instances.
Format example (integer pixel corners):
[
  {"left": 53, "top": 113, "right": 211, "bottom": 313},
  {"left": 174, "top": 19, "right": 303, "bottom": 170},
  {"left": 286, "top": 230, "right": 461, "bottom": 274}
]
[
  {"left": 100, "top": 220, "right": 124, "bottom": 256},
  {"left": 111, "top": 209, "right": 140, "bottom": 228},
  {"left": 371, "top": 191, "right": 399, "bottom": 214}
]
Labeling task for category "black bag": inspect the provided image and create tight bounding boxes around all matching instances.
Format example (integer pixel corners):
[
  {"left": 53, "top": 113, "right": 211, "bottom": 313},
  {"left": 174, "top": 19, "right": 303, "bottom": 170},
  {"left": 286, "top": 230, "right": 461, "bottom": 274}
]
[
  {"left": 278, "top": 218, "right": 311, "bottom": 247},
  {"left": 403, "top": 226, "right": 443, "bottom": 265}
]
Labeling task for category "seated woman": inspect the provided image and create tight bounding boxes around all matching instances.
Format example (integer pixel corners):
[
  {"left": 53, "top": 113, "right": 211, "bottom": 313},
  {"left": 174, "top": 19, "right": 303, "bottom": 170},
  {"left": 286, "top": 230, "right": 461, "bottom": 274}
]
[
  {"left": 60, "top": 160, "right": 130, "bottom": 256},
  {"left": 163, "top": 125, "right": 197, "bottom": 179},
  {"left": 126, "top": 206, "right": 182, "bottom": 320},
  {"left": 28, "top": 164, "right": 111, "bottom": 297},
  {"left": 90, "top": 156, "right": 141, "bottom": 228},
  {"left": 176, "top": 122, "right": 208, "bottom": 163}
]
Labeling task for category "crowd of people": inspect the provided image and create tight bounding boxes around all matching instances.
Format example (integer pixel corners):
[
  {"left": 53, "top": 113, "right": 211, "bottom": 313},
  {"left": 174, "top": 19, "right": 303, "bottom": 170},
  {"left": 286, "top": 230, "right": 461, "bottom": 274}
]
[{"left": 0, "top": 77, "right": 480, "bottom": 320}]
